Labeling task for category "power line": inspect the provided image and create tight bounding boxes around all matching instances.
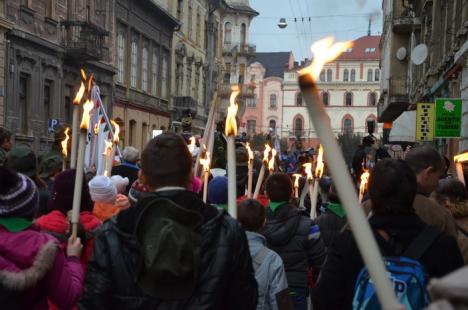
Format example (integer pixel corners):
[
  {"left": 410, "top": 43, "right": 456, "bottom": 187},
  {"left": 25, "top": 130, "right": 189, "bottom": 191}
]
[{"left": 255, "top": 13, "right": 372, "bottom": 20}]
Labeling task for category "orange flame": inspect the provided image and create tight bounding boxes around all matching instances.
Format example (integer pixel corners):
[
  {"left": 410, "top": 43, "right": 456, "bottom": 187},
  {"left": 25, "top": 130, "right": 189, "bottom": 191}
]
[
  {"left": 225, "top": 85, "right": 240, "bottom": 136},
  {"left": 359, "top": 170, "right": 370, "bottom": 198},
  {"left": 111, "top": 120, "right": 120, "bottom": 144},
  {"left": 80, "top": 99, "right": 94, "bottom": 130},
  {"left": 80, "top": 68, "right": 87, "bottom": 81},
  {"left": 315, "top": 144, "right": 324, "bottom": 178},
  {"left": 268, "top": 149, "right": 277, "bottom": 171},
  {"left": 61, "top": 128, "right": 70, "bottom": 158},
  {"left": 293, "top": 173, "right": 301, "bottom": 188},
  {"left": 263, "top": 144, "right": 271, "bottom": 164},
  {"left": 188, "top": 136, "right": 196, "bottom": 153},
  {"left": 454, "top": 152, "right": 468, "bottom": 163},
  {"left": 87, "top": 73, "right": 94, "bottom": 93},
  {"left": 298, "top": 37, "right": 353, "bottom": 80},
  {"left": 303, "top": 163, "right": 313, "bottom": 181},
  {"left": 103, "top": 139, "right": 113, "bottom": 156},
  {"left": 73, "top": 82, "right": 86, "bottom": 105},
  {"left": 94, "top": 123, "right": 100, "bottom": 135},
  {"left": 246, "top": 142, "right": 254, "bottom": 162},
  {"left": 200, "top": 151, "right": 211, "bottom": 172}
]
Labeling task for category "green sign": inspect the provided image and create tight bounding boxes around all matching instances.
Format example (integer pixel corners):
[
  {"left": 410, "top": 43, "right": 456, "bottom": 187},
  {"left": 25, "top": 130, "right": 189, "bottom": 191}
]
[{"left": 435, "top": 98, "right": 462, "bottom": 138}]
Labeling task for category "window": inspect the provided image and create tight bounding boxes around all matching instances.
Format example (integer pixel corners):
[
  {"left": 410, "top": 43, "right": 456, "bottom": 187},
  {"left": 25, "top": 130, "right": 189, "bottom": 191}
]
[
  {"left": 269, "top": 119, "right": 276, "bottom": 130},
  {"left": 345, "top": 47, "right": 352, "bottom": 53},
  {"left": 44, "top": 80, "right": 52, "bottom": 134},
  {"left": 141, "top": 47, "right": 148, "bottom": 92},
  {"left": 21, "top": 0, "right": 31, "bottom": 7},
  {"left": 116, "top": 32, "right": 125, "bottom": 83},
  {"left": 129, "top": 120, "right": 136, "bottom": 146},
  {"left": 294, "top": 117, "right": 303, "bottom": 137},
  {"left": 161, "top": 54, "right": 168, "bottom": 98},
  {"left": 130, "top": 41, "right": 138, "bottom": 88},
  {"left": 240, "top": 23, "right": 246, "bottom": 46},
  {"left": 64, "top": 85, "right": 72, "bottom": 124},
  {"left": 188, "top": 4, "right": 193, "bottom": 41},
  {"left": 345, "top": 92, "right": 353, "bottom": 106},
  {"left": 142, "top": 123, "right": 148, "bottom": 149},
  {"left": 196, "top": 12, "right": 201, "bottom": 45},
  {"left": 247, "top": 96, "right": 257, "bottom": 107},
  {"left": 365, "top": 47, "right": 376, "bottom": 53},
  {"left": 367, "top": 68, "right": 373, "bottom": 81},
  {"left": 322, "top": 92, "right": 329, "bottom": 106},
  {"left": 319, "top": 70, "right": 325, "bottom": 82},
  {"left": 247, "top": 120, "right": 256, "bottom": 134},
  {"left": 19, "top": 74, "right": 29, "bottom": 135},
  {"left": 343, "top": 117, "right": 353, "bottom": 133},
  {"left": 224, "top": 62, "right": 231, "bottom": 83},
  {"left": 239, "top": 63, "right": 245, "bottom": 84},
  {"left": 269, "top": 94, "right": 277, "bottom": 108},
  {"left": 368, "top": 92, "right": 377, "bottom": 106},
  {"left": 224, "top": 22, "right": 232, "bottom": 44},
  {"left": 177, "top": 0, "right": 183, "bottom": 20},
  {"left": 186, "top": 63, "right": 192, "bottom": 96},
  {"left": 343, "top": 69, "right": 349, "bottom": 82},
  {"left": 46, "top": 0, "right": 55, "bottom": 19},
  {"left": 194, "top": 67, "right": 200, "bottom": 100},
  {"left": 350, "top": 69, "right": 356, "bottom": 82},
  {"left": 374, "top": 68, "right": 380, "bottom": 81},
  {"left": 296, "top": 93, "right": 303, "bottom": 106},
  {"left": 327, "top": 69, "right": 332, "bottom": 82},
  {"left": 151, "top": 51, "right": 159, "bottom": 95}
]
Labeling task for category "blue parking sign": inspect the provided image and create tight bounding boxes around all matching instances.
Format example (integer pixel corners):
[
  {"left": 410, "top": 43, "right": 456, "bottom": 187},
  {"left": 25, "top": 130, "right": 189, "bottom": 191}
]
[{"left": 48, "top": 119, "right": 60, "bottom": 133}]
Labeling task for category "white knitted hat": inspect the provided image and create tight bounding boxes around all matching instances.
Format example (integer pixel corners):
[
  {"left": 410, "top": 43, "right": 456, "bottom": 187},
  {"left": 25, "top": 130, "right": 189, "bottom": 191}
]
[
  {"left": 88, "top": 175, "right": 117, "bottom": 204},
  {"left": 110, "top": 175, "right": 130, "bottom": 194}
]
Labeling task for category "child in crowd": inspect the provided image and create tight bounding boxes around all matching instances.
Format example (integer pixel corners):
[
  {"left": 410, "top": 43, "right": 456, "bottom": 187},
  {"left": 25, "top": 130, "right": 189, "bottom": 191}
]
[
  {"left": 89, "top": 175, "right": 130, "bottom": 221},
  {"left": 208, "top": 176, "right": 228, "bottom": 210}
]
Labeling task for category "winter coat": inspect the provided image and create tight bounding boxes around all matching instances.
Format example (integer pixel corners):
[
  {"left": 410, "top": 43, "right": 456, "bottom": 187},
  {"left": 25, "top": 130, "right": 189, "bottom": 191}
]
[
  {"left": 246, "top": 231, "right": 288, "bottom": 310},
  {"left": 314, "top": 213, "right": 464, "bottom": 310},
  {"left": 0, "top": 226, "right": 84, "bottom": 309},
  {"left": 261, "top": 203, "right": 326, "bottom": 289},
  {"left": 316, "top": 203, "right": 347, "bottom": 248},
  {"left": 413, "top": 194, "right": 458, "bottom": 238},
  {"left": 441, "top": 199, "right": 468, "bottom": 264},
  {"left": 79, "top": 190, "right": 258, "bottom": 310},
  {"left": 35, "top": 210, "right": 102, "bottom": 267}
]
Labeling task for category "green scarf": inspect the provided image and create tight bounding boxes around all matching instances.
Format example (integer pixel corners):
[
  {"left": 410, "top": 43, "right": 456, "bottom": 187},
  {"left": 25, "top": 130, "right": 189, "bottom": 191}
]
[
  {"left": 0, "top": 217, "right": 33, "bottom": 232},
  {"left": 215, "top": 203, "right": 228, "bottom": 211},
  {"left": 327, "top": 202, "right": 345, "bottom": 218},
  {"left": 269, "top": 201, "right": 288, "bottom": 212}
]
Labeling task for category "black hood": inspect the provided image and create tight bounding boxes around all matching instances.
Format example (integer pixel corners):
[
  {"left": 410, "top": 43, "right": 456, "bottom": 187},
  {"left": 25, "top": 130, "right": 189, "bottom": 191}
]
[{"left": 261, "top": 203, "right": 301, "bottom": 246}]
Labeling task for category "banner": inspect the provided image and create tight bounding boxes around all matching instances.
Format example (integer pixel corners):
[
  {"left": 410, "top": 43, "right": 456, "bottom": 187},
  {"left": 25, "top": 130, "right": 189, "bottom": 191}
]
[
  {"left": 416, "top": 103, "right": 434, "bottom": 141},
  {"left": 435, "top": 98, "right": 462, "bottom": 138}
]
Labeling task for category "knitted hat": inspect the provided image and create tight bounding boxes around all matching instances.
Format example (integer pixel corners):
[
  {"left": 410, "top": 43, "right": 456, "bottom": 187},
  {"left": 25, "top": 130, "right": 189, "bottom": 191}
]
[
  {"left": 188, "top": 176, "right": 202, "bottom": 193},
  {"left": 110, "top": 175, "right": 130, "bottom": 194},
  {"left": 39, "top": 154, "right": 63, "bottom": 178},
  {"left": 5, "top": 147, "right": 37, "bottom": 177},
  {"left": 48, "top": 169, "right": 93, "bottom": 214},
  {"left": 208, "top": 176, "right": 228, "bottom": 204},
  {"left": 0, "top": 171, "right": 38, "bottom": 218},
  {"left": 89, "top": 175, "right": 117, "bottom": 204}
]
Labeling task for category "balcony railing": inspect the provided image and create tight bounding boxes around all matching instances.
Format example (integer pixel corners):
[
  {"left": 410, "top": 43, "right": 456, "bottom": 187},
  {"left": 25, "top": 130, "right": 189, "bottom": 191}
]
[
  {"left": 60, "top": 20, "right": 109, "bottom": 60},
  {"left": 174, "top": 96, "right": 198, "bottom": 116},
  {"left": 223, "top": 43, "right": 238, "bottom": 55},
  {"left": 392, "top": 1, "right": 421, "bottom": 33},
  {"left": 219, "top": 84, "right": 255, "bottom": 98},
  {"left": 378, "top": 76, "right": 410, "bottom": 122}
]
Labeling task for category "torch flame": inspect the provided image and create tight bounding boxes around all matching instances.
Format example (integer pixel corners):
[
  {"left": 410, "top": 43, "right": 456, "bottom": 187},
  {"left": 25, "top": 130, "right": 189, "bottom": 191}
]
[
  {"left": 293, "top": 173, "right": 301, "bottom": 188},
  {"left": 94, "top": 123, "right": 100, "bottom": 135},
  {"left": 225, "top": 85, "right": 240, "bottom": 136},
  {"left": 315, "top": 144, "right": 324, "bottom": 178},
  {"left": 268, "top": 149, "right": 277, "bottom": 171},
  {"left": 80, "top": 68, "right": 87, "bottom": 81},
  {"left": 303, "top": 163, "right": 313, "bottom": 181},
  {"left": 87, "top": 73, "right": 94, "bottom": 93},
  {"left": 246, "top": 142, "right": 254, "bottom": 162},
  {"left": 188, "top": 136, "right": 196, "bottom": 153},
  {"left": 103, "top": 139, "right": 113, "bottom": 156},
  {"left": 263, "top": 144, "right": 271, "bottom": 164},
  {"left": 359, "top": 170, "right": 370, "bottom": 199},
  {"left": 200, "top": 152, "right": 211, "bottom": 172},
  {"left": 454, "top": 152, "right": 468, "bottom": 163},
  {"left": 298, "top": 37, "right": 353, "bottom": 80},
  {"left": 73, "top": 82, "right": 86, "bottom": 105},
  {"left": 111, "top": 120, "right": 120, "bottom": 144},
  {"left": 80, "top": 99, "right": 94, "bottom": 130},
  {"left": 61, "top": 128, "right": 70, "bottom": 158}
]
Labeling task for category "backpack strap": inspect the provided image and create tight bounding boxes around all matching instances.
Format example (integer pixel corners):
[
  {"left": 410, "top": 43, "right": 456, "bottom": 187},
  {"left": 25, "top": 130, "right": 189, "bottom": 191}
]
[
  {"left": 403, "top": 226, "right": 441, "bottom": 260},
  {"left": 457, "top": 224, "right": 468, "bottom": 238},
  {"left": 252, "top": 246, "right": 269, "bottom": 270}
]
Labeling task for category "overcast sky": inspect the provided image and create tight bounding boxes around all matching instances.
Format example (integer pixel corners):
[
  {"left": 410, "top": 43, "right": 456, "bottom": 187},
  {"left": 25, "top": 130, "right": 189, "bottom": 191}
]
[{"left": 249, "top": 0, "right": 382, "bottom": 61}]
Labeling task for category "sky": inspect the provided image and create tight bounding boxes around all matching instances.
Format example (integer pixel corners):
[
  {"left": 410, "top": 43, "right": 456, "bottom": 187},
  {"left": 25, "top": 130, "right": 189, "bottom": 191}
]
[{"left": 249, "top": 0, "right": 383, "bottom": 61}]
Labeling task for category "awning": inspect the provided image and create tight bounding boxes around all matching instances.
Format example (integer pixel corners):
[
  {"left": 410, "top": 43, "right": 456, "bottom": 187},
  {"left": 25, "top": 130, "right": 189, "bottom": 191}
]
[{"left": 389, "top": 111, "right": 416, "bottom": 143}]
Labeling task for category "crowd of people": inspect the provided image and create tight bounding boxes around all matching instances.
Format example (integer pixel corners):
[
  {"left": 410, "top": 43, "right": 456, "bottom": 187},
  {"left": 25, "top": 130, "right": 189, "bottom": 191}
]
[{"left": 0, "top": 125, "right": 467, "bottom": 310}]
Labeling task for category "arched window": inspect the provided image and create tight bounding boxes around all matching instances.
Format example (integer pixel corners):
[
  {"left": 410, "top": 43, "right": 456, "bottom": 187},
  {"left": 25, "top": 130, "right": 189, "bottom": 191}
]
[
  {"left": 368, "top": 92, "right": 377, "bottom": 106},
  {"left": 343, "top": 69, "right": 349, "bottom": 82},
  {"left": 116, "top": 32, "right": 125, "bottom": 83},
  {"left": 319, "top": 70, "right": 325, "bottom": 82},
  {"left": 367, "top": 69, "right": 373, "bottom": 81},
  {"left": 345, "top": 92, "right": 353, "bottom": 106},
  {"left": 130, "top": 41, "right": 138, "bottom": 88},
  {"left": 327, "top": 69, "right": 332, "bottom": 81},
  {"left": 141, "top": 47, "right": 148, "bottom": 92},
  {"left": 240, "top": 23, "right": 247, "bottom": 46},
  {"left": 129, "top": 119, "right": 137, "bottom": 146},
  {"left": 294, "top": 116, "right": 303, "bottom": 137},
  {"left": 374, "top": 68, "right": 380, "bottom": 81},
  {"left": 269, "top": 119, "right": 276, "bottom": 130},
  {"left": 322, "top": 92, "right": 329, "bottom": 106},
  {"left": 296, "top": 93, "right": 303, "bottom": 106},
  {"left": 269, "top": 94, "right": 277, "bottom": 108},
  {"left": 350, "top": 69, "right": 356, "bottom": 82},
  {"left": 224, "top": 22, "right": 232, "bottom": 44},
  {"left": 342, "top": 116, "right": 353, "bottom": 133}
]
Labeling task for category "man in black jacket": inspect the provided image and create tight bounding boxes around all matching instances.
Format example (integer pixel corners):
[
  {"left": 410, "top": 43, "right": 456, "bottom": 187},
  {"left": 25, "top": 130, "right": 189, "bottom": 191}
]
[
  {"left": 80, "top": 133, "right": 258, "bottom": 309},
  {"left": 261, "top": 173, "right": 326, "bottom": 310}
]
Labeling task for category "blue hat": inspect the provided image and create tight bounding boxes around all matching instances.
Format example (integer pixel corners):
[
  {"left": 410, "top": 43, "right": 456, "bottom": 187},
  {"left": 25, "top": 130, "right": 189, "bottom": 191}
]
[{"left": 208, "top": 176, "right": 228, "bottom": 205}]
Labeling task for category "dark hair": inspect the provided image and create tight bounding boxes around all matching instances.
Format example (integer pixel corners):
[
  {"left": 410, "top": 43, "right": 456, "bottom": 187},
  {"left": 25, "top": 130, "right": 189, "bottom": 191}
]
[
  {"left": 141, "top": 133, "right": 192, "bottom": 189},
  {"left": 265, "top": 173, "right": 292, "bottom": 202},
  {"left": 405, "top": 146, "right": 444, "bottom": 174},
  {"left": 368, "top": 159, "right": 417, "bottom": 215},
  {"left": 238, "top": 199, "right": 266, "bottom": 231},
  {"left": 434, "top": 178, "right": 467, "bottom": 204},
  {"left": 362, "top": 135, "right": 375, "bottom": 147},
  {"left": 0, "top": 127, "right": 11, "bottom": 145},
  {"left": 0, "top": 167, "right": 20, "bottom": 195}
]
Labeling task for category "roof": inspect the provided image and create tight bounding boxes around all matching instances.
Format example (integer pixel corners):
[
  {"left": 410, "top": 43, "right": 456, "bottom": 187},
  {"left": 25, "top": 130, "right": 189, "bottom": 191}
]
[
  {"left": 223, "top": 1, "right": 259, "bottom": 16},
  {"left": 337, "top": 35, "right": 381, "bottom": 61},
  {"left": 250, "top": 52, "right": 292, "bottom": 78}
]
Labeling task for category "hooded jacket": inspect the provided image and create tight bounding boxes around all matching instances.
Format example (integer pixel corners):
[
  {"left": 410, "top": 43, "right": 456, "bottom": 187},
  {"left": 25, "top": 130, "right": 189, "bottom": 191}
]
[
  {"left": 79, "top": 190, "right": 258, "bottom": 310},
  {"left": 316, "top": 203, "right": 347, "bottom": 248},
  {"left": 0, "top": 226, "right": 84, "bottom": 309},
  {"left": 314, "top": 214, "right": 464, "bottom": 310},
  {"left": 261, "top": 202, "right": 326, "bottom": 289}
]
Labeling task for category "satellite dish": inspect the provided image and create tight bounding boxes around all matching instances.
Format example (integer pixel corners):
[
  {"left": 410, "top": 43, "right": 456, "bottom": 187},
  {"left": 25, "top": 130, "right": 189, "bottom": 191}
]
[
  {"left": 411, "top": 44, "right": 428, "bottom": 65},
  {"left": 278, "top": 18, "right": 288, "bottom": 29},
  {"left": 396, "top": 47, "right": 407, "bottom": 61}
]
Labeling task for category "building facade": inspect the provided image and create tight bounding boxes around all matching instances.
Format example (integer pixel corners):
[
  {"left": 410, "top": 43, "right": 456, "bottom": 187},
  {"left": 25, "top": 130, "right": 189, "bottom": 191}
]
[
  {"left": 3, "top": 0, "right": 114, "bottom": 152},
  {"left": 112, "top": 0, "right": 177, "bottom": 151},
  {"left": 379, "top": 0, "right": 468, "bottom": 158}
]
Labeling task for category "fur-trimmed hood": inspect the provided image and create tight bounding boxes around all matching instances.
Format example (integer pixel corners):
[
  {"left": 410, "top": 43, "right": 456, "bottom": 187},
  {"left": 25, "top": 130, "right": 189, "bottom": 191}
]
[
  {"left": 444, "top": 200, "right": 468, "bottom": 219},
  {"left": 0, "top": 227, "right": 58, "bottom": 291}
]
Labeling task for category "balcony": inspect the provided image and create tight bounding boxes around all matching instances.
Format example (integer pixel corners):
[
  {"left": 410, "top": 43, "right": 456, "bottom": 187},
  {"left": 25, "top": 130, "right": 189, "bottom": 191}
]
[
  {"left": 173, "top": 96, "right": 198, "bottom": 119},
  {"left": 219, "top": 84, "right": 255, "bottom": 98},
  {"left": 222, "top": 43, "right": 238, "bottom": 56},
  {"left": 392, "top": 1, "right": 421, "bottom": 33},
  {"left": 378, "top": 75, "right": 410, "bottom": 122},
  {"left": 238, "top": 44, "right": 256, "bottom": 57},
  {"left": 60, "top": 20, "right": 109, "bottom": 61}
]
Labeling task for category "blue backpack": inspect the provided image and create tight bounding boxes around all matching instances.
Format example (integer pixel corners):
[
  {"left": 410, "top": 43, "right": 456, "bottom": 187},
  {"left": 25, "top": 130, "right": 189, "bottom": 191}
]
[{"left": 352, "top": 227, "right": 440, "bottom": 310}]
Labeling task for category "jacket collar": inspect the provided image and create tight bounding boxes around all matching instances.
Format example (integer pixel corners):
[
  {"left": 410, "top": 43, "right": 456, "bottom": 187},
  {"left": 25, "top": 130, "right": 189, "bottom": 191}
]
[{"left": 246, "top": 231, "right": 266, "bottom": 245}]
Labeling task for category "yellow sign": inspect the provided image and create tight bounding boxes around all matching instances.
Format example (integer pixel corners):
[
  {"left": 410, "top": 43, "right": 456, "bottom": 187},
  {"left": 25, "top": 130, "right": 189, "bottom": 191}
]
[{"left": 416, "top": 103, "right": 435, "bottom": 141}]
